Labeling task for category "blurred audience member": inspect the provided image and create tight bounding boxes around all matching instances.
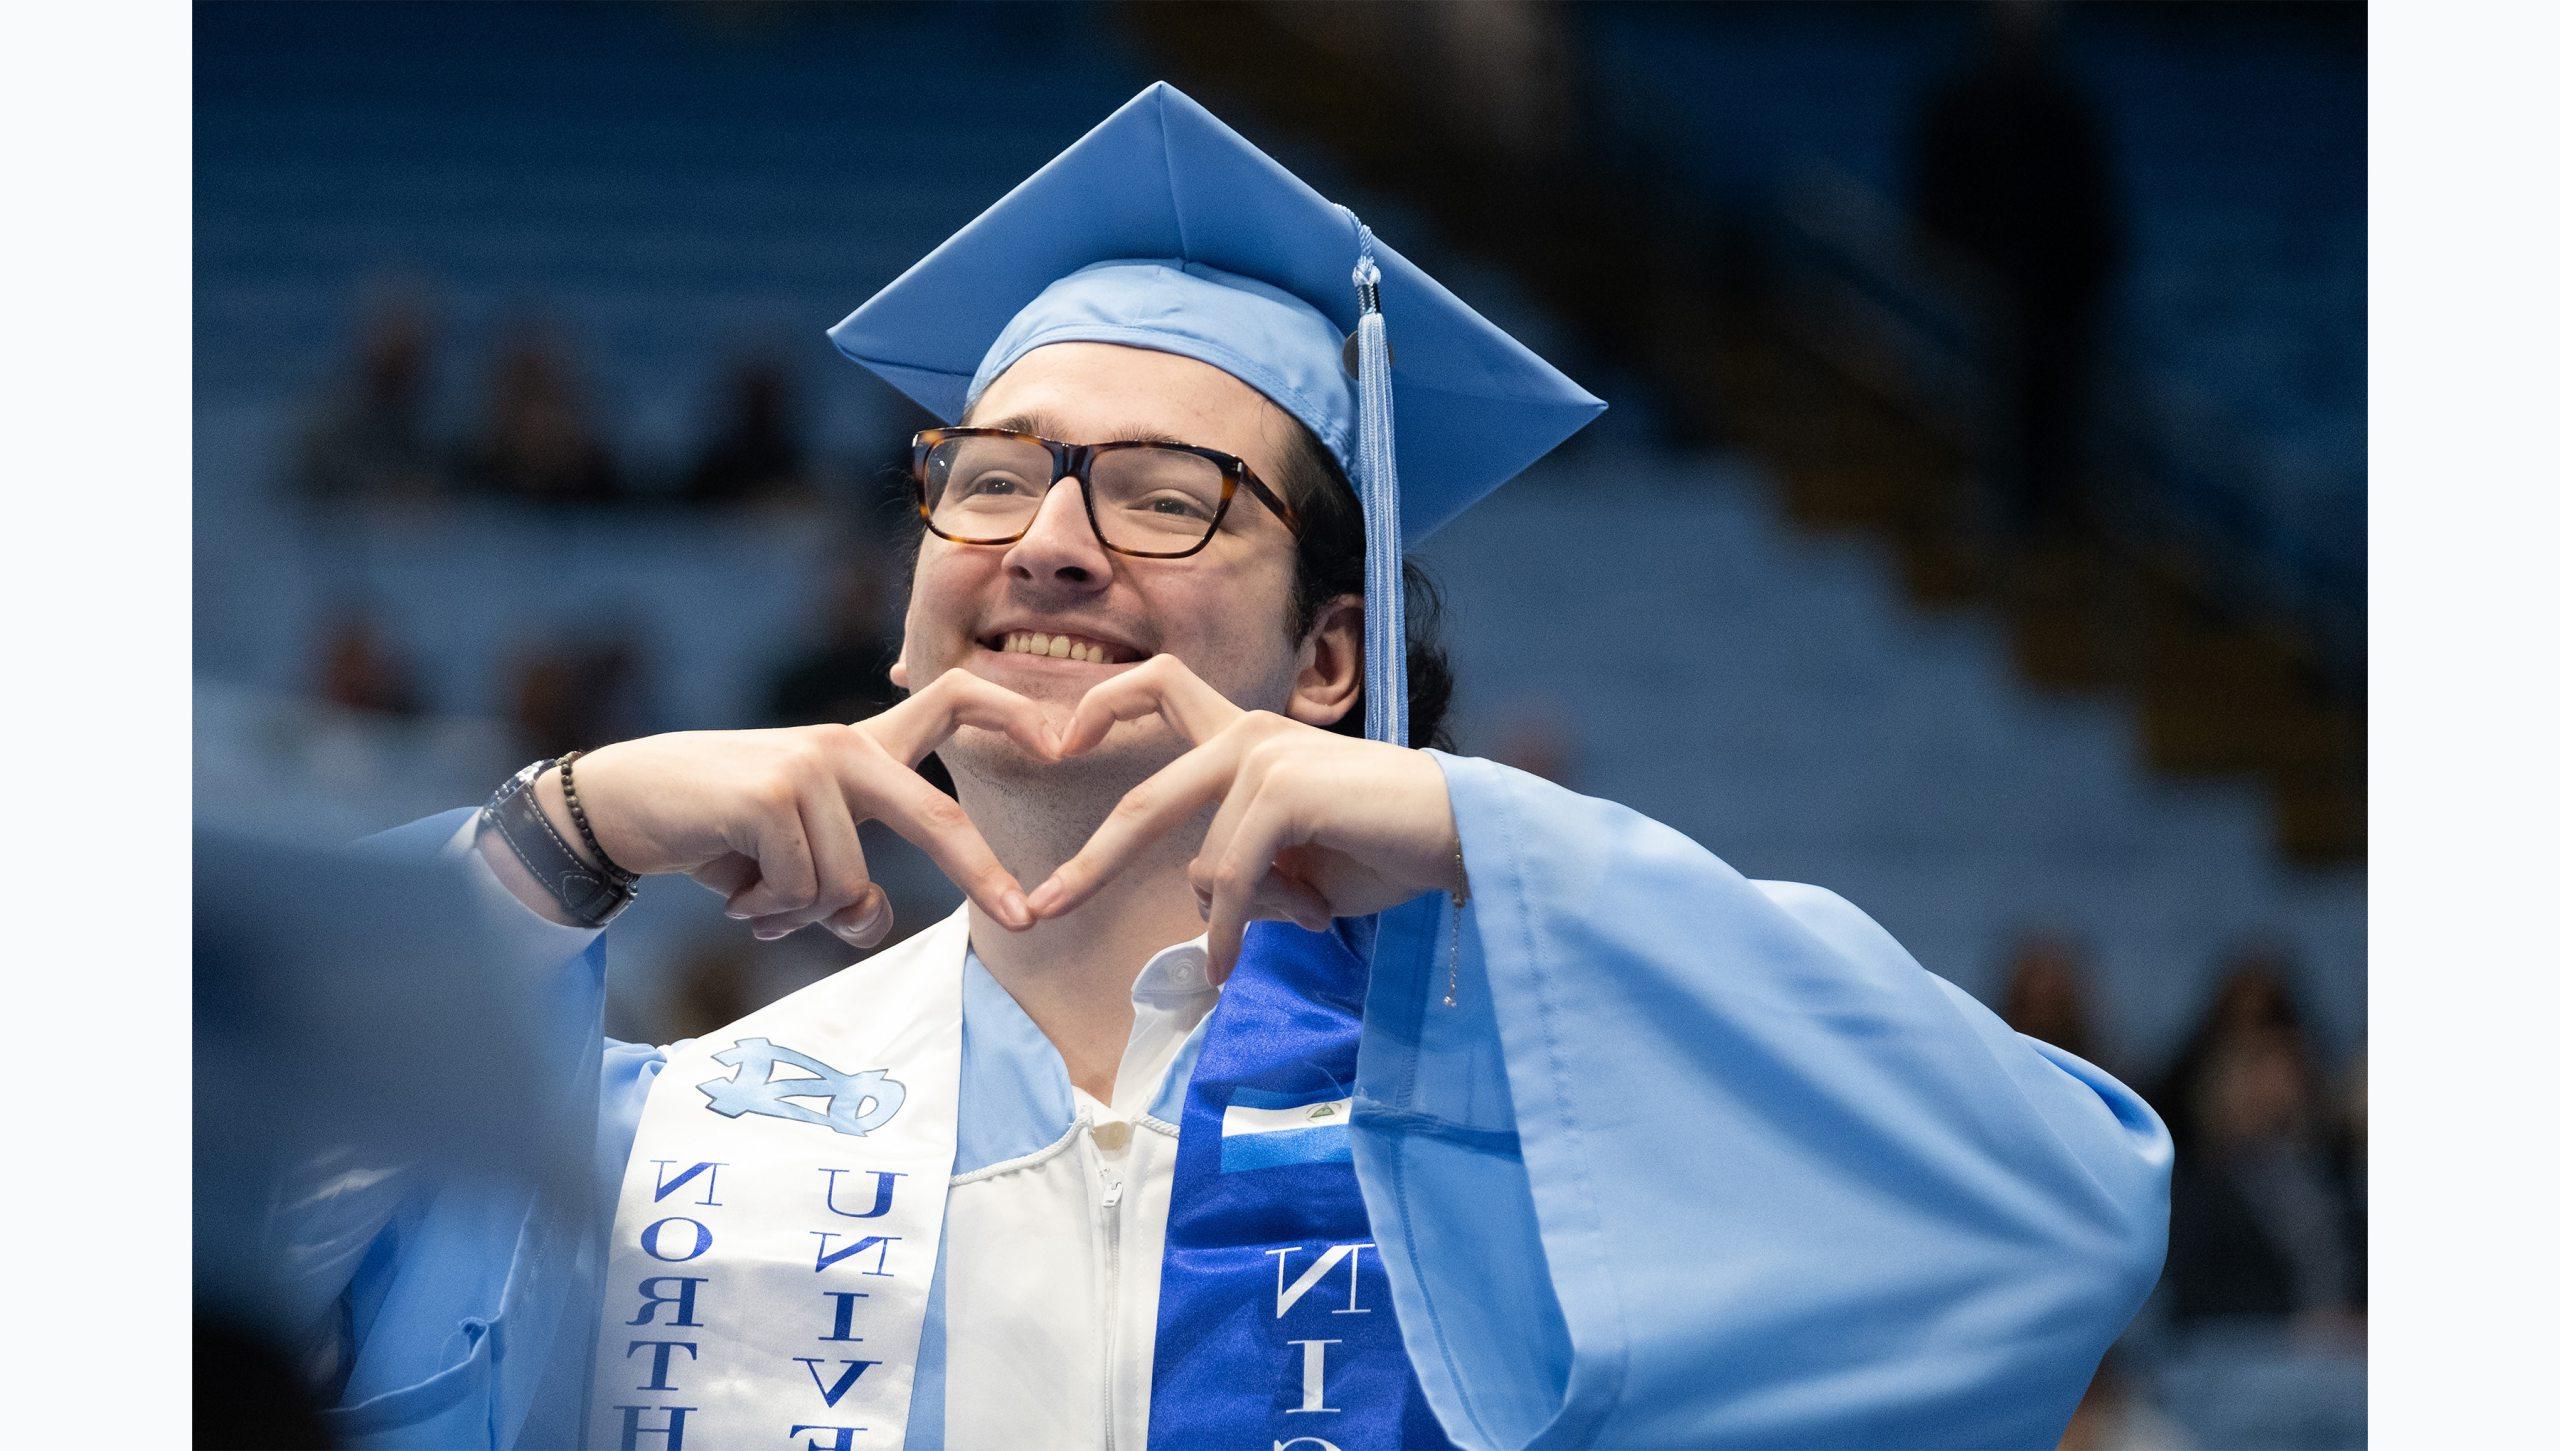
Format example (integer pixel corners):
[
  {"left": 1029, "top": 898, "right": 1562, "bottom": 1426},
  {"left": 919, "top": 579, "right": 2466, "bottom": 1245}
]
[
  {"left": 2329, "top": 1049, "right": 2367, "bottom": 1314},
  {"left": 660, "top": 936, "right": 762, "bottom": 1045},
  {"left": 652, "top": 852, "right": 955, "bottom": 1044},
  {"left": 764, "top": 557, "right": 902, "bottom": 728},
  {"left": 311, "top": 609, "right": 425, "bottom": 718},
  {"left": 2153, "top": 938, "right": 2320, "bottom": 1146},
  {"left": 469, "top": 321, "right": 623, "bottom": 504},
  {"left": 1912, "top": 0, "right": 2120, "bottom": 538},
  {"left": 763, "top": 554, "right": 957, "bottom": 796},
  {"left": 1481, "top": 703, "right": 1580, "bottom": 787},
  {"left": 505, "top": 630, "right": 659, "bottom": 758},
  {"left": 2156, "top": 942, "right": 2358, "bottom": 1329},
  {"left": 1998, "top": 928, "right": 2102, "bottom": 1064},
  {"left": 685, "top": 356, "right": 816, "bottom": 506},
  {"left": 294, "top": 288, "right": 447, "bottom": 501},
  {"left": 2057, "top": 1351, "right": 2193, "bottom": 1451},
  {"left": 2163, "top": 1029, "right": 2357, "bottom": 1327}
]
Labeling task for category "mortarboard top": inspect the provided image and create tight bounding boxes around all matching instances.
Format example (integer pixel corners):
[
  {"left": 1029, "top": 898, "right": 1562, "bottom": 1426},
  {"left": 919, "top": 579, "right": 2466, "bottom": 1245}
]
[{"left": 830, "top": 81, "right": 1606, "bottom": 745}]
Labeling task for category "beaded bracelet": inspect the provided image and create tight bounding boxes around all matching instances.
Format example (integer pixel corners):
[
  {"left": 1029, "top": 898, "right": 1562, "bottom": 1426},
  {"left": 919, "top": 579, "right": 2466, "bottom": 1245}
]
[{"left": 557, "top": 750, "right": 640, "bottom": 886}]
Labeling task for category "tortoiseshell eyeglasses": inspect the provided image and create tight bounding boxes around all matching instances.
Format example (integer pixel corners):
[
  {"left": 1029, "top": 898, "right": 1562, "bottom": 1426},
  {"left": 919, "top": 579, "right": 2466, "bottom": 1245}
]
[{"left": 910, "top": 427, "right": 1302, "bottom": 559}]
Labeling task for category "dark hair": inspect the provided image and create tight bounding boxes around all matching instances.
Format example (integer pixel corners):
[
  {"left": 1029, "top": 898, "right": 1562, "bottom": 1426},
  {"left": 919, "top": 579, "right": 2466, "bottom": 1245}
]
[{"left": 1270, "top": 417, "right": 1457, "bottom": 751}]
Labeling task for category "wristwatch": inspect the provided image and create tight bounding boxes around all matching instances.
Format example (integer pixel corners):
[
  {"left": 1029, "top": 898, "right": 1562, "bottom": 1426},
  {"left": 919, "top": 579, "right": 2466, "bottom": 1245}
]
[{"left": 480, "top": 758, "right": 638, "bottom": 928}]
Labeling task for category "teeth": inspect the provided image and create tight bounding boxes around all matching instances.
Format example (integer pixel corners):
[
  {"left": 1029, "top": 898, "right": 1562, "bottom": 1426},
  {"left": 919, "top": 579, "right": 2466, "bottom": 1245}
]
[{"left": 997, "top": 631, "right": 1123, "bottom": 664}]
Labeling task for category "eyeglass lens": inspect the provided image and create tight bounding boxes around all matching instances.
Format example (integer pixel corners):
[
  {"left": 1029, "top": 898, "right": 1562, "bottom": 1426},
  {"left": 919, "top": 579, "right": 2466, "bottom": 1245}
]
[{"left": 923, "top": 434, "right": 1226, "bottom": 550}]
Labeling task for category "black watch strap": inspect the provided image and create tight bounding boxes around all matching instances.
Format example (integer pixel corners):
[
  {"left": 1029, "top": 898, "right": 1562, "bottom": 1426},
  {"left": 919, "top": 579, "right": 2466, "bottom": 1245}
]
[{"left": 481, "top": 758, "right": 637, "bottom": 928}]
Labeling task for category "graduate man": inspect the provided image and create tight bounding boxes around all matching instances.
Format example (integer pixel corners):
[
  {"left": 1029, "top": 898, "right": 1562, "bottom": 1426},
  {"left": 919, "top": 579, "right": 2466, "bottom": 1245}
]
[{"left": 295, "top": 85, "right": 2170, "bottom": 1450}]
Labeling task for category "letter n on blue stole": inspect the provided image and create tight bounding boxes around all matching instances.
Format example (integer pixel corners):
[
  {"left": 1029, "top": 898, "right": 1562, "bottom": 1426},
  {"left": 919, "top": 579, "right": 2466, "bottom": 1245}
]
[{"left": 1147, "top": 919, "right": 1455, "bottom": 1449}]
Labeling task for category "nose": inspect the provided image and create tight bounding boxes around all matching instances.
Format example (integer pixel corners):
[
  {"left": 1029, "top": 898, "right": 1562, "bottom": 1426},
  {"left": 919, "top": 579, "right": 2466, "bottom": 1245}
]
[{"left": 1000, "top": 475, "right": 1114, "bottom": 593}]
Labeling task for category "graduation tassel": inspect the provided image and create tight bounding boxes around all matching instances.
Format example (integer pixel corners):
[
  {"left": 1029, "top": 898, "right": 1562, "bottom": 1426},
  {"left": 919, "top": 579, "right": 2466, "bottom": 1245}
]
[{"left": 1350, "top": 226, "right": 1407, "bottom": 748}]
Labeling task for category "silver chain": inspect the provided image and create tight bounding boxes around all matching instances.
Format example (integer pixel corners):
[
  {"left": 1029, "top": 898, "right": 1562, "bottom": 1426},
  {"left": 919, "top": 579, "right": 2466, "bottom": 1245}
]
[{"left": 1443, "top": 842, "right": 1468, "bottom": 1007}]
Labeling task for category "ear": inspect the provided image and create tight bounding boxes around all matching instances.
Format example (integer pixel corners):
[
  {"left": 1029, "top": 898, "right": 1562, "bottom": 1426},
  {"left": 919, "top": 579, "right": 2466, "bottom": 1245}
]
[
  {"left": 888, "top": 652, "right": 911, "bottom": 690},
  {"left": 1285, "top": 595, "right": 1363, "bottom": 729}
]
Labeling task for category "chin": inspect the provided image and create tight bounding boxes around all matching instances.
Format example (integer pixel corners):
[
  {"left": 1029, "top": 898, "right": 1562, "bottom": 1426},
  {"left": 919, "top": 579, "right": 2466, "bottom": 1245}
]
[{"left": 948, "top": 717, "right": 1184, "bottom": 794}]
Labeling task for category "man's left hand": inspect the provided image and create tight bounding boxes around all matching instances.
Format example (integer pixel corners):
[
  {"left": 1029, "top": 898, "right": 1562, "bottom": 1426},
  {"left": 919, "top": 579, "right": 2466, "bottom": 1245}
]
[{"left": 1022, "top": 655, "right": 1466, "bottom": 982}]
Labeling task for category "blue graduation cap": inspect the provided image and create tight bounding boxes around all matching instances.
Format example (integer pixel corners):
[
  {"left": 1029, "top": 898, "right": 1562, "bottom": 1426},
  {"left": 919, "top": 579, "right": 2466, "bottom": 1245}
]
[{"left": 830, "top": 82, "right": 1604, "bottom": 745}]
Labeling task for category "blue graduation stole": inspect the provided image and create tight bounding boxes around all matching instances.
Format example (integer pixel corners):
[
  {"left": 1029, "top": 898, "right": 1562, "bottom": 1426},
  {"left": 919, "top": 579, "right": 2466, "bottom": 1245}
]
[{"left": 1146, "top": 919, "right": 1456, "bottom": 1450}]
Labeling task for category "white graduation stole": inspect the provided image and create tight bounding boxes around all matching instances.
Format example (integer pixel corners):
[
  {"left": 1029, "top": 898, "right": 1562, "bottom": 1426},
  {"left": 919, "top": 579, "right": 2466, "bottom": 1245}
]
[{"left": 588, "top": 910, "right": 969, "bottom": 1451}]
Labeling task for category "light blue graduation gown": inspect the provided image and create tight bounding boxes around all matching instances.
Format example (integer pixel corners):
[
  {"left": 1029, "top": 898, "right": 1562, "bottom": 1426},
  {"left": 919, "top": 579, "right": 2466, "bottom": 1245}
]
[{"left": 295, "top": 753, "right": 2169, "bottom": 1449}]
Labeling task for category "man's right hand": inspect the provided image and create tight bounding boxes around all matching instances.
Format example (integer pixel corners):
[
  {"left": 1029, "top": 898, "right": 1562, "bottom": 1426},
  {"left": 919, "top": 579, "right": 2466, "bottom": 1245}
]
[{"left": 495, "top": 668, "right": 1056, "bottom": 947}]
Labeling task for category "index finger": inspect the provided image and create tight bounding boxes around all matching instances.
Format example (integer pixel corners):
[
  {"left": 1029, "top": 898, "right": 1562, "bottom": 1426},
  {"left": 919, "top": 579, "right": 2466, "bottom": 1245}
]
[
  {"left": 860, "top": 668, "right": 1060, "bottom": 769},
  {"left": 1055, "top": 654, "right": 1245, "bottom": 757}
]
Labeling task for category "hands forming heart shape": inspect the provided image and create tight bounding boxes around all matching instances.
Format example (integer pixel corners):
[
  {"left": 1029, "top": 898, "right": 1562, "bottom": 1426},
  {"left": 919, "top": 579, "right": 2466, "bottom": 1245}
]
[
  {"left": 1026, "top": 654, "right": 1468, "bottom": 980},
  {"left": 560, "top": 655, "right": 1467, "bottom": 984}
]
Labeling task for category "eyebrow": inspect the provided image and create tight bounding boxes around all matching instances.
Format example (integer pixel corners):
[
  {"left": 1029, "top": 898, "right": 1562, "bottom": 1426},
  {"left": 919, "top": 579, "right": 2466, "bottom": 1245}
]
[{"left": 975, "top": 410, "right": 1192, "bottom": 449}]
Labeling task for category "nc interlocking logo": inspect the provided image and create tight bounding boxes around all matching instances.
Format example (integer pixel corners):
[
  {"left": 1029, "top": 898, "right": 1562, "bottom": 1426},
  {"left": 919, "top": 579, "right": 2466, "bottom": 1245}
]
[{"left": 698, "top": 1036, "right": 906, "bottom": 1136}]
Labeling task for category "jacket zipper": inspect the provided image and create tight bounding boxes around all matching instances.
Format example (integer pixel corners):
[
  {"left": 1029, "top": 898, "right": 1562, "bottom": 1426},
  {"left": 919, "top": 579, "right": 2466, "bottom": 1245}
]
[{"left": 1098, "top": 1153, "right": 1126, "bottom": 1451}]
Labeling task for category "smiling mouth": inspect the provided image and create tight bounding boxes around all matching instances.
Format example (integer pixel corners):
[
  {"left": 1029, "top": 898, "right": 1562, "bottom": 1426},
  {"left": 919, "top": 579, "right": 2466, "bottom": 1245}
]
[{"left": 979, "top": 630, "right": 1146, "bottom": 665}]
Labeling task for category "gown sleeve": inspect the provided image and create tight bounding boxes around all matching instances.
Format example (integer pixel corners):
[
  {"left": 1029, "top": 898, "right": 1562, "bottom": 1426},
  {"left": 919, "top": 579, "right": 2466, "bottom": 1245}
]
[
  {"left": 262, "top": 808, "right": 669, "bottom": 1450},
  {"left": 1348, "top": 754, "right": 2174, "bottom": 1451}
]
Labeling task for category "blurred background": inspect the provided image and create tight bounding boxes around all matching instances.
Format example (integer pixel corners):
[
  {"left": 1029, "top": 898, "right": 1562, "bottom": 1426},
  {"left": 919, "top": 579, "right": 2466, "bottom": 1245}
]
[{"left": 194, "top": 2, "right": 2365, "bottom": 1446}]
